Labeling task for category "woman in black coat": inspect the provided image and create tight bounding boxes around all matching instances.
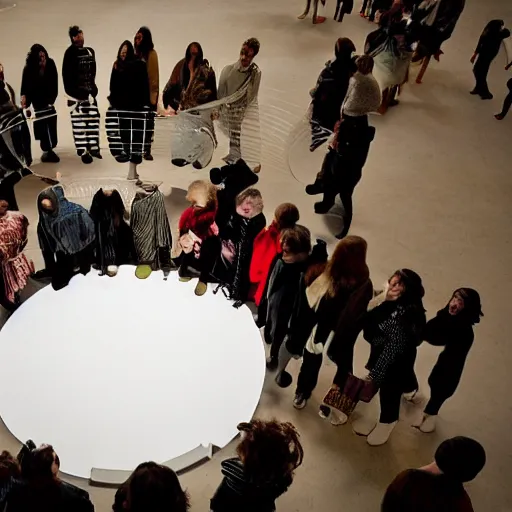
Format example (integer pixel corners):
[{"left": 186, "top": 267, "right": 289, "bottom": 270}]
[
  {"left": 353, "top": 269, "right": 426, "bottom": 446},
  {"left": 20, "top": 45, "right": 59, "bottom": 163},
  {"left": 470, "top": 19, "right": 511, "bottom": 100},
  {"left": 413, "top": 288, "right": 483, "bottom": 434},
  {"left": 108, "top": 40, "right": 150, "bottom": 164}
]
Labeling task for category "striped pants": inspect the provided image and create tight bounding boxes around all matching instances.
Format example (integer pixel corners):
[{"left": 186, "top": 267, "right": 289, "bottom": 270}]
[{"left": 68, "top": 99, "right": 100, "bottom": 156}]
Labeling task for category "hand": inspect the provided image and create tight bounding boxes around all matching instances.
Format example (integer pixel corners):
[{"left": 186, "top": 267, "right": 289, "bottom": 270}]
[
  {"left": 386, "top": 287, "right": 401, "bottom": 301},
  {"left": 470, "top": 54, "right": 476, "bottom": 64},
  {"left": 20, "top": 95, "right": 27, "bottom": 109}
]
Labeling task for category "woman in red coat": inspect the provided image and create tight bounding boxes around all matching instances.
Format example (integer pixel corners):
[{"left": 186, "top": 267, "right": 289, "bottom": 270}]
[{"left": 249, "top": 203, "right": 299, "bottom": 305}]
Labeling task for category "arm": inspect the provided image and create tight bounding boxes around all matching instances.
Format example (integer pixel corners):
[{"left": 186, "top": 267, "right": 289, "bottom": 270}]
[
  {"left": 246, "top": 67, "right": 261, "bottom": 104},
  {"left": 20, "top": 66, "right": 30, "bottom": 108},
  {"left": 422, "top": 315, "right": 448, "bottom": 346},
  {"left": 48, "top": 59, "right": 58, "bottom": 105},
  {"left": 62, "top": 47, "right": 78, "bottom": 99},
  {"left": 471, "top": 34, "right": 485, "bottom": 62},
  {"left": 147, "top": 50, "right": 160, "bottom": 107},
  {"left": 217, "top": 65, "right": 229, "bottom": 99},
  {"left": 90, "top": 48, "right": 98, "bottom": 98}
]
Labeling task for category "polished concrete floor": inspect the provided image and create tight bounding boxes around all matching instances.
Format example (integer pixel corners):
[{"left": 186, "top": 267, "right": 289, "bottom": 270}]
[{"left": 1, "top": 0, "right": 512, "bottom": 510}]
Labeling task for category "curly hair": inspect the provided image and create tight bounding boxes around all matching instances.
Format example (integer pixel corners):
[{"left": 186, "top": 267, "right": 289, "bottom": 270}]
[
  {"left": 0, "top": 450, "right": 20, "bottom": 481},
  {"left": 325, "top": 235, "right": 370, "bottom": 296},
  {"left": 186, "top": 180, "right": 217, "bottom": 210},
  {"left": 274, "top": 203, "right": 299, "bottom": 231},
  {"left": 236, "top": 419, "right": 304, "bottom": 489},
  {"left": 243, "top": 38, "right": 261, "bottom": 57}
]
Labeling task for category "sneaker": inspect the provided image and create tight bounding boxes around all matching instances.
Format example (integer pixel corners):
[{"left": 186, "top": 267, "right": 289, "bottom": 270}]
[
  {"left": 90, "top": 150, "right": 102, "bottom": 159},
  {"left": 179, "top": 276, "right": 192, "bottom": 283},
  {"left": 314, "top": 201, "right": 334, "bottom": 214},
  {"left": 266, "top": 356, "right": 278, "bottom": 371},
  {"left": 293, "top": 393, "right": 307, "bottom": 410},
  {"left": 194, "top": 281, "right": 207, "bottom": 296},
  {"left": 470, "top": 89, "right": 480, "bottom": 95},
  {"left": 403, "top": 389, "right": 423, "bottom": 404},
  {"left": 367, "top": 421, "right": 397, "bottom": 446},
  {"left": 275, "top": 370, "right": 293, "bottom": 388},
  {"left": 144, "top": 153, "right": 154, "bottom": 161},
  {"left": 495, "top": 113, "right": 505, "bottom": 120},
  {"left": 480, "top": 93, "right": 493, "bottom": 100},
  {"left": 305, "top": 182, "right": 323, "bottom": 196},
  {"left": 419, "top": 414, "right": 437, "bottom": 433},
  {"left": 318, "top": 405, "right": 331, "bottom": 419},
  {"left": 81, "top": 153, "right": 93, "bottom": 164},
  {"left": 330, "top": 409, "right": 348, "bottom": 426}
]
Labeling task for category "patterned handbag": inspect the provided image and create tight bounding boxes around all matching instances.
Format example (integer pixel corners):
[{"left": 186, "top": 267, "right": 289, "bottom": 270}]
[{"left": 323, "top": 374, "right": 366, "bottom": 417}]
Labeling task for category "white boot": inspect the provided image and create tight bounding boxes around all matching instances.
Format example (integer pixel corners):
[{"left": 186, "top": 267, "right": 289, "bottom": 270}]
[
  {"left": 367, "top": 421, "right": 397, "bottom": 446},
  {"left": 403, "top": 389, "right": 424, "bottom": 404},
  {"left": 352, "top": 416, "right": 377, "bottom": 437},
  {"left": 419, "top": 414, "right": 437, "bottom": 433}
]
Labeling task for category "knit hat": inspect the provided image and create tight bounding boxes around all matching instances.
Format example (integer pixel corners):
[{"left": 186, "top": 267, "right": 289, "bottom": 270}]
[{"left": 435, "top": 436, "right": 486, "bottom": 483}]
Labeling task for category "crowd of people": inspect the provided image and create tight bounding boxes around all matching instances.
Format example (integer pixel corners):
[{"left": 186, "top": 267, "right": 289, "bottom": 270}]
[
  {"left": 0, "top": 0, "right": 503, "bottom": 510},
  {"left": 0, "top": 432, "right": 486, "bottom": 511}
]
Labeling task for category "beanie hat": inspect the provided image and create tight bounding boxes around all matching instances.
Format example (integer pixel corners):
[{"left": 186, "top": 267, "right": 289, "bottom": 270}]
[{"left": 435, "top": 436, "right": 486, "bottom": 483}]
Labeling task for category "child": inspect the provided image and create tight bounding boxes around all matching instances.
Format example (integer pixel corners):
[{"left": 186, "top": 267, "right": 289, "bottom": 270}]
[
  {"left": 414, "top": 288, "right": 483, "bottom": 433},
  {"left": 176, "top": 180, "right": 218, "bottom": 296},
  {"left": 249, "top": 203, "right": 299, "bottom": 306}
]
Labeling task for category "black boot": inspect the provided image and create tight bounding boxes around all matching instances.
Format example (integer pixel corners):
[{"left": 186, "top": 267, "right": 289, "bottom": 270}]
[
  {"left": 305, "top": 181, "right": 323, "bottom": 195},
  {"left": 314, "top": 199, "right": 334, "bottom": 214}
]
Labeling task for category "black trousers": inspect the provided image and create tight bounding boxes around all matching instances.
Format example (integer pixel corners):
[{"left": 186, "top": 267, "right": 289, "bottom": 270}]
[
  {"left": 424, "top": 392, "right": 449, "bottom": 416},
  {"left": 33, "top": 106, "right": 58, "bottom": 151},
  {"left": 0, "top": 171, "right": 21, "bottom": 210},
  {"left": 473, "top": 57, "right": 492, "bottom": 96},
  {"left": 498, "top": 78, "right": 512, "bottom": 117},
  {"left": 51, "top": 245, "right": 94, "bottom": 291},
  {"left": 178, "top": 236, "right": 221, "bottom": 283},
  {"left": 378, "top": 350, "right": 418, "bottom": 424},
  {"left": 143, "top": 106, "right": 156, "bottom": 155}
]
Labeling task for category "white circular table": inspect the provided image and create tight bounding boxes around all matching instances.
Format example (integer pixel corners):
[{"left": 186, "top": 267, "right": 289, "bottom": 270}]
[{"left": 0, "top": 266, "right": 265, "bottom": 479}]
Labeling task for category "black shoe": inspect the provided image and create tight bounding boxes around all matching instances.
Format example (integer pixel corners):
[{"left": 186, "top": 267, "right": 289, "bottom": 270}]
[
  {"left": 389, "top": 99, "right": 400, "bottom": 107},
  {"left": 41, "top": 150, "right": 60, "bottom": 163},
  {"left": 276, "top": 370, "right": 293, "bottom": 388},
  {"left": 144, "top": 153, "right": 154, "bottom": 161},
  {"left": 305, "top": 182, "right": 323, "bottom": 195},
  {"left": 192, "top": 160, "right": 203, "bottom": 170},
  {"left": 115, "top": 154, "right": 130, "bottom": 163},
  {"left": 314, "top": 201, "right": 334, "bottom": 214},
  {"left": 90, "top": 151, "right": 102, "bottom": 159},
  {"left": 470, "top": 89, "right": 480, "bottom": 95},
  {"left": 319, "top": 405, "right": 331, "bottom": 419},
  {"left": 81, "top": 153, "right": 93, "bottom": 164},
  {"left": 480, "top": 93, "right": 493, "bottom": 100},
  {"left": 172, "top": 158, "right": 188, "bottom": 167},
  {"left": 266, "top": 356, "right": 278, "bottom": 371}
]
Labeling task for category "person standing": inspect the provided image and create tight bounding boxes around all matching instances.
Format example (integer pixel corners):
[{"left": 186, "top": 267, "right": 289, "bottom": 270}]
[
  {"left": 495, "top": 59, "right": 512, "bottom": 119},
  {"left": 352, "top": 269, "right": 426, "bottom": 446},
  {"left": 134, "top": 26, "right": 159, "bottom": 161},
  {"left": 218, "top": 38, "right": 262, "bottom": 172},
  {"left": 309, "top": 38, "right": 356, "bottom": 152},
  {"left": 21, "top": 44, "right": 59, "bottom": 163},
  {"left": 62, "top": 26, "right": 101, "bottom": 164},
  {"left": 108, "top": 40, "right": 150, "bottom": 170},
  {"left": 382, "top": 437, "right": 486, "bottom": 511},
  {"left": 470, "top": 19, "right": 510, "bottom": 100},
  {"left": 413, "top": 288, "right": 483, "bottom": 433}
]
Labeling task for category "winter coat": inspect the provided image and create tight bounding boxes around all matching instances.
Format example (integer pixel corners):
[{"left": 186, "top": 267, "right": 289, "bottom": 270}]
[
  {"left": 21, "top": 58, "right": 58, "bottom": 108},
  {"left": 62, "top": 45, "right": 98, "bottom": 100},
  {"left": 109, "top": 59, "right": 150, "bottom": 110}
]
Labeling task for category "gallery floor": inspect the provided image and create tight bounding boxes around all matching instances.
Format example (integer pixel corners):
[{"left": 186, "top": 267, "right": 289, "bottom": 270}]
[{"left": 1, "top": 0, "right": 512, "bottom": 510}]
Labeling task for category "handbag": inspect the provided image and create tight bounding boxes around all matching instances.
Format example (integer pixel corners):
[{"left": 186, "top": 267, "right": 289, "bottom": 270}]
[{"left": 323, "top": 375, "right": 378, "bottom": 416}]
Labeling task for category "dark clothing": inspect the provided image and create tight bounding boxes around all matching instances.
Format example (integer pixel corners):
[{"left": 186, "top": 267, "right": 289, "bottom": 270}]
[
  {"left": 382, "top": 469, "right": 474, "bottom": 512},
  {"left": 498, "top": 78, "right": 512, "bottom": 117},
  {"left": 210, "top": 457, "right": 291, "bottom": 512},
  {"left": 364, "top": 300, "right": 425, "bottom": 423},
  {"left": 423, "top": 309, "right": 474, "bottom": 416},
  {"left": 109, "top": 60, "right": 150, "bottom": 110},
  {"left": 69, "top": 99, "right": 100, "bottom": 156},
  {"left": 62, "top": 45, "right": 98, "bottom": 100},
  {"left": 33, "top": 106, "right": 58, "bottom": 151},
  {"left": 6, "top": 479, "right": 94, "bottom": 512},
  {"left": 21, "top": 58, "right": 58, "bottom": 108},
  {"left": 0, "top": 107, "right": 33, "bottom": 176},
  {"left": 0, "top": 171, "right": 22, "bottom": 210},
  {"left": 90, "top": 189, "right": 136, "bottom": 273}
]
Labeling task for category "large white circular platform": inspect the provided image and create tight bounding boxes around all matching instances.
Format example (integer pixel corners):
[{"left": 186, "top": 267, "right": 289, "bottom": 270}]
[{"left": 0, "top": 266, "right": 265, "bottom": 479}]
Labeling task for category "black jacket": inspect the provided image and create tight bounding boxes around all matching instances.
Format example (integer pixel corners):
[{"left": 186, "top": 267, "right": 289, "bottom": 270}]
[
  {"left": 62, "top": 45, "right": 98, "bottom": 100},
  {"left": 21, "top": 58, "right": 58, "bottom": 108},
  {"left": 109, "top": 59, "right": 150, "bottom": 110}
]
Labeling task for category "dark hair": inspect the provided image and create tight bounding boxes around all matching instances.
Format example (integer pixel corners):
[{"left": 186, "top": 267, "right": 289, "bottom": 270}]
[
  {"left": 116, "top": 40, "right": 135, "bottom": 67},
  {"left": 391, "top": 269, "right": 425, "bottom": 306},
  {"left": 449, "top": 288, "right": 483, "bottom": 325},
  {"left": 335, "top": 37, "right": 356, "bottom": 60},
  {"left": 281, "top": 225, "right": 311, "bottom": 255},
  {"left": 356, "top": 55, "right": 374, "bottom": 74},
  {"left": 236, "top": 419, "right": 304, "bottom": 489},
  {"left": 135, "top": 26, "right": 154, "bottom": 57},
  {"left": 0, "top": 450, "right": 21, "bottom": 481},
  {"left": 185, "top": 42, "right": 203, "bottom": 67},
  {"left": 382, "top": 469, "right": 473, "bottom": 512},
  {"left": 274, "top": 203, "right": 299, "bottom": 230},
  {"left": 68, "top": 25, "right": 81, "bottom": 41},
  {"left": 21, "top": 445, "right": 59, "bottom": 482},
  {"left": 25, "top": 44, "right": 49, "bottom": 70},
  {"left": 243, "top": 37, "right": 261, "bottom": 57},
  {"left": 125, "top": 462, "right": 189, "bottom": 512},
  {"left": 435, "top": 437, "right": 486, "bottom": 483}
]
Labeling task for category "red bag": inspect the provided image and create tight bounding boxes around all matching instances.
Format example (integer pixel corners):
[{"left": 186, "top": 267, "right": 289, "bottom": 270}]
[{"left": 323, "top": 375, "right": 378, "bottom": 417}]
